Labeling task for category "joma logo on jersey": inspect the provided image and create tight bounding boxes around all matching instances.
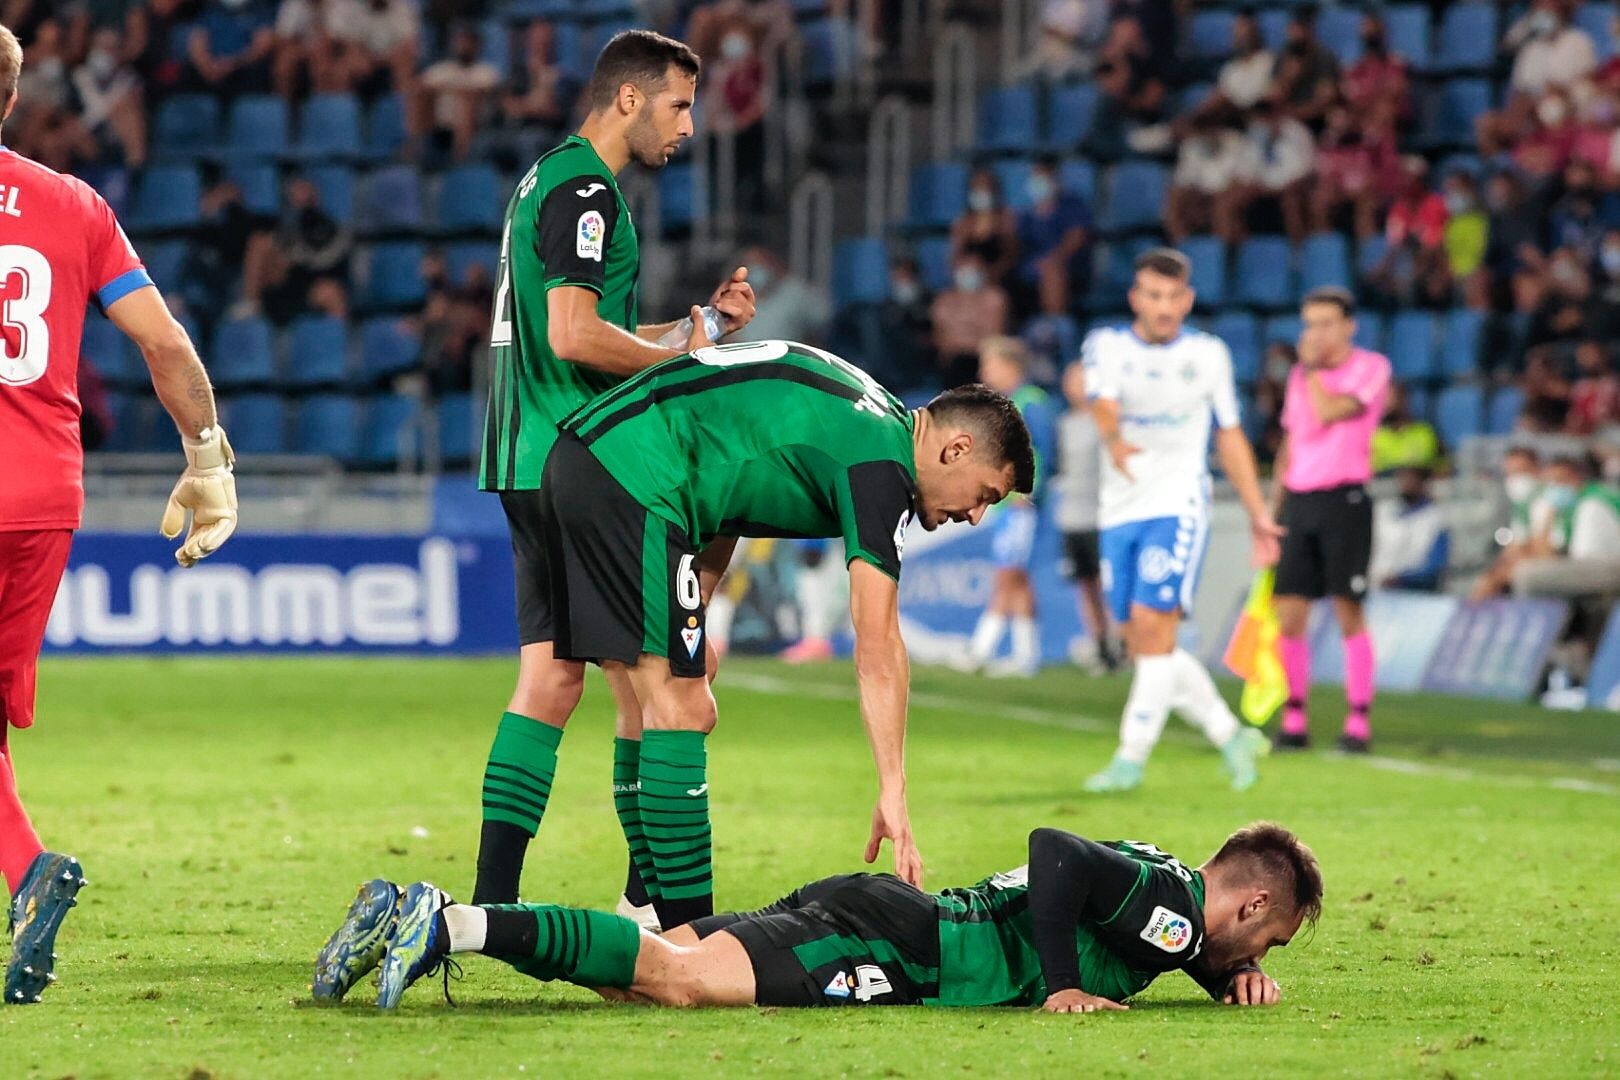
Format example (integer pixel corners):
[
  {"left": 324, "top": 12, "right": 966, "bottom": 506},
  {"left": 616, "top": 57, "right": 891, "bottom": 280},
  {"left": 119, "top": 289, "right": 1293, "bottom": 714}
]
[{"left": 1140, "top": 906, "right": 1193, "bottom": 953}]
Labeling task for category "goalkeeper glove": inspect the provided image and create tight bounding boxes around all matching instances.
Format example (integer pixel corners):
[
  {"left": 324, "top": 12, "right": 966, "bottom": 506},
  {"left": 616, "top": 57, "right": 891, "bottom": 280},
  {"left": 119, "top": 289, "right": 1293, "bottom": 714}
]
[{"left": 160, "top": 425, "right": 238, "bottom": 568}]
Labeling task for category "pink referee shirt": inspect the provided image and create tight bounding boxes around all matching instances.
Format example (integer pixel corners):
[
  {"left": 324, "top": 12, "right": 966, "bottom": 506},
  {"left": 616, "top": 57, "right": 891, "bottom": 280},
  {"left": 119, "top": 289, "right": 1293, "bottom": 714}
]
[{"left": 1281, "top": 346, "right": 1393, "bottom": 492}]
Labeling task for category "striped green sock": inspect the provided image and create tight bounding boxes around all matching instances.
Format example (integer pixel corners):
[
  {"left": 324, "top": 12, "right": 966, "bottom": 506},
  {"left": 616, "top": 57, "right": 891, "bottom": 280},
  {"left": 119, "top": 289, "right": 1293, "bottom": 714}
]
[
  {"left": 472, "top": 712, "right": 562, "bottom": 905},
  {"left": 638, "top": 729, "right": 712, "bottom": 927},
  {"left": 484, "top": 903, "right": 642, "bottom": 989},
  {"left": 612, "top": 737, "right": 660, "bottom": 901}
]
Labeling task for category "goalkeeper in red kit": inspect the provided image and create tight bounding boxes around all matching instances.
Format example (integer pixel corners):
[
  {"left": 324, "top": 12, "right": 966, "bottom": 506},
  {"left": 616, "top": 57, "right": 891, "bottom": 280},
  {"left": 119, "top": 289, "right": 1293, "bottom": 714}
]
[{"left": 0, "top": 24, "right": 238, "bottom": 1004}]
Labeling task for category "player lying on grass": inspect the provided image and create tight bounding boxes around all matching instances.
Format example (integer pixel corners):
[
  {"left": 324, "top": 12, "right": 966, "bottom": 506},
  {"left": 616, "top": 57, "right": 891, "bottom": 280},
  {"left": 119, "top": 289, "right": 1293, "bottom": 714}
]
[{"left": 313, "top": 821, "right": 1320, "bottom": 1012}]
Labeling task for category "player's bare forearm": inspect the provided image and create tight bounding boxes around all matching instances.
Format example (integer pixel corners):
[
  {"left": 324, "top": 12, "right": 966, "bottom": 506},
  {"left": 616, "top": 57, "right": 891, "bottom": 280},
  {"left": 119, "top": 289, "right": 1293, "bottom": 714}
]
[
  {"left": 106, "top": 286, "right": 218, "bottom": 437},
  {"left": 1214, "top": 427, "right": 1269, "bottom": 523},
  {"left": 1304, "top": 372, "right": 1363, "bottom": 425},
  {"left": 635, "top": 320, "right": 685, "bottom": 344},
  {"left": 1269, "top": 436, "right": 1290, "bottom": 515},
  {"left": 548, "top": 287, "right": 682, "bottom": 377},
  {"left": 1090, "top": 397, "right": 1122, "bottom": 444},
  {"left": 849, "top": 561, "right": 909, "bottom": 794}
]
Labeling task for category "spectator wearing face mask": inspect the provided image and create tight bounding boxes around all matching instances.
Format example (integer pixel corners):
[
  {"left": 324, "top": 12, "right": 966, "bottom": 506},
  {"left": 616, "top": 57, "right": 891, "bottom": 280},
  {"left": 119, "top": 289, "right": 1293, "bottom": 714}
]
[
  {"left": 1547, "top": 160, "right": 1618, "bottom": 264},
  {"left": 701, "top": 20, "right": 769, "bottom": 212},
  {"left": 1522, "top": 246, "right": 1593, "bottom": 347},
  {"left": 414, "top": 23, "right": 501, "bottom": 162},
  {"left": 1365, "top": 156, "right": 1449, "bottom": 308},
  {"left": 1567, "top": 340, "right": 1620, "bottom": 435},
  {"left": 1312, "top": 105, "right": 1400, "bottom": 241},
  {"left": 874, "top": 257, "right": 934, "bottom": 394},
  {"left": 1231, "top": 97, "right": 1315, "bottom": 244},
  {"left": 950, "top": 168, "right": 1018, "bottom": 295},
  {"left": 1370, "top": 382, "right": 1440, "bottom": 475},
  {"left": 1510, "top": 454, "right": 1620, "bottom": 606},
  {"left": 237, "top": 175, "right": 353, "bottom": 323},
  {"left": 71, "top": 26, "right": 146, "bottom": 167},
  {"left": 1369, "top": 467, "right": 1449, "bottom": 593},
  {"left": 1441, "top": 171, "right": 1490, "bottom": 308},
  {"left": 1586, "top": 228, "right": 1620, "bottom": 340},
  {"left": 188, "top": 0, "right": 277, "bottom": 96},
  {"left": 1470, "top": 445, "right": 1554, "bottom": 600},
  {"left": 1011, "top": 0, "right": 1107, "bottom": 82},
  {"left": 930, "top": 252, "right": 1008, "bottom": 386},
  {"left": 1507, "top": 0, "right": 1597, "bottom": 98},
  {"left": 1165, "top": 113, "right": 1252, "bottom": 245},
  {"left": 728, "top": 246, "right": 829, "bottom": 346},
  {"left": 1341, "top": 14, "right": 1411, "bottom": 127},
  {"left": 1272, "top": 9, "right": 1338, "bottom": 128},
  {"left": 1512, "top": 90, "right": 1580, "bottom": 182},
  {"left": 1195, "top": 11, "right": 1273, "bottom": 119},
  {"left": 1012, "top": 159, "right": 1091, "bottom": 318}
]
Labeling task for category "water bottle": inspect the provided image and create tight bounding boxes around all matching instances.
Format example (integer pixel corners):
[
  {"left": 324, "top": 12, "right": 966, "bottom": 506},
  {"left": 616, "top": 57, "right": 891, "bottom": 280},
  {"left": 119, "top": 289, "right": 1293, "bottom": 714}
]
[{"left": 657, "top": 305, "right": 727, "bottom": 350}]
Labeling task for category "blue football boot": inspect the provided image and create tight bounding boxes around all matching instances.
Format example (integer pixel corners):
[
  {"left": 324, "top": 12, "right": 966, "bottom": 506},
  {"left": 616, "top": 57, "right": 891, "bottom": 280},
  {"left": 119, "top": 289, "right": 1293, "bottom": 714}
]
[
  {"left": 6, "top": 852, "right": 87, "bottom": 1005},
  {"left": 312, "top": 878, "right": 401, "bottom": 1002}
]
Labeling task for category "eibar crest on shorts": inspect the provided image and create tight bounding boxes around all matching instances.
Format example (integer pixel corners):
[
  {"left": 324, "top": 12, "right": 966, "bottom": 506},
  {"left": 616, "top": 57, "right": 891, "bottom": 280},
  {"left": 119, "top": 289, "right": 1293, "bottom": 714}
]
[
  {"left": 824, "top": 971, "right": 852, "bottom": 999},
  {"left": 1140, "top": 905, "right": 1193, "bottom": 952},
  {"left": 680, "top": 618, "right": 703, "bottom": 658}
]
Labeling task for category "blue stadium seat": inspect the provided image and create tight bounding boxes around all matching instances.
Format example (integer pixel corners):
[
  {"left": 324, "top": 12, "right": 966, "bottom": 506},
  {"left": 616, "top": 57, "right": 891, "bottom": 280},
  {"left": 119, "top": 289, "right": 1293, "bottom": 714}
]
[
  {"left": 81, "top": 315, "right": 141, "bottom": 386},
  {"left": 1234, "top": 237, "right": 1294, "bottom": 309},
  {"left": 800, "top": 19, "right": 858, "bottom": 85},
  {"left": 1577, "top": 3, "right": 1616, "bottom": 60},
  {"left": 1434, "top": 3, "right": 1497, "bottom": 73},
  {"left": 1440, "top": 309, "right": 1485, "bottom": 380},
  {"left": 434, "top": 163, "right": 503, "bottom": 233},
  {"left": 296, "top": 394, "right": 362, "bottom": 460},
  {"left": 1021, "top": 314, "right": 1080, "bottom": 369},
  {"left": 1188, "top": 10, "right": 1237, "bottom": 59},
  {"left": 285, "top": 315, "right": 350, "bottom": 388},
  {"left": 1058, "top": 159, "right": 1097, "bottom": 204},
  {"left": 128, "top": 165, "right": 201, "bottom": 231},
  {"left": 1299, "top": 232, "right": 1351, "bottom": 294},
  {"left": 1178, "top": 235, "right": 1227, "bottom": 308},
  {"left": 436, "top": 392, "right": 476, "bottom": 465},
  {"left": 103, "top": 392, "right": 144, "bottom": 452},
  {"left": 1317, "top": 7, "right": 1365, "bottom": 65},
  {"left": 151, "top": 94, "right": 220, "bottom": 161},
  {"left": 1421, "top": 79, "right": 1493, "bottom": 149},
  {"left": 224, "top": 95, "right": 290, "bottom": 160},
  {"left": 992, "top": 159, "right": 1035, "bottom": 211},
  {"left": 360, "top": 393, "right": 420, "bottom": 467},
  {"left": 307, "top": 164, "right": 355, "bottom": 225},
  {"left": 1435, "top": 384, "right": 1484, "bottom": 446},
  {"left": 553, "top": 23, "right": 593, "bottom": 85},
  {"left": 1044, "top": 83, "right": 1098, "bottom": 151},
  {"left": 363, "top": 94, "right": 408, "bottom": 161},
  {"left": 359, "top": 316, "right": 422, "bottom": 383},
  {"left": 360, "top": 242, "right": 428, "bottom": 310},
  {"left": 1406, "top": 385, "right": 1432, "bottom": 422},
  {"left": 1487, "top": 385, "right": 1525, "bottom": 435},
  {"left": 1263, "top": 314, "right": 1303, "bottom": 348},
  {"left": 832, "top": 237, "right": 890, "bottom": 308},
  {"left": 978, "top": 85, "right": 1040, "bottom": 154},
  {"left": 659, "top": 162, "right": 698, "bottom": 230},
  {"left": 1086, "top": 239, "right": 1155, "bottom": 307},
  {"left": 1437, "top": 152, "right": 1486, "bottom": 180},
  {"left": 139, "top": 239, "right": 188, "bottom": 290},
  {"left": 1098, "top": 161, "right": 1168, "bottom": 234},
  {"left": 1354, "top": 311, "right": 1386, "bottom": 353},
  {"left": 1388, "top": 311, "right": 1438, "bottom": 382},
  {"left": 1356, "top": 235, "right": 1390, "bottom": 279},
  {"left": 228, "top": 162, "right": 279, "bottom": 215},
  {"left": 221, "top": 393, "right": 289, "bottom": 454},
  {"left": 358, "top": 166, "right": 424, "bottom": 234},
  {"left": 908, "top": 162, "right": 969, "bottom": 230},
  {"left": 1212, "top": 311, "right": 1261, "bottom": 384},
  {"left": 295, "top": 93, "right": 362, "bottom": 160},
  {"left": 1256, "top": 9, "right": 1290, "bottom": 51},
  {"left": 914, "top": 235, "right": 953, "bottom": 292},
  {"left": 446, "top": 241, "right": 500, "bottom": 285},
  {"left": 210, "top": 316, "right": 277, "bottom": 388},
  {"left": 1386, "top": 5, "right": 1433, "bottom": 71}
]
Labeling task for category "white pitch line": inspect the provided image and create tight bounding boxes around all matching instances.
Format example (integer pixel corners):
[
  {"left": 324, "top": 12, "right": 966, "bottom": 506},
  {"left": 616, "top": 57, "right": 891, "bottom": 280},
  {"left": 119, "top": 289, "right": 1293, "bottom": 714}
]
[{"left": 723, "top": 671, "right": 1620, "bottom": 799}]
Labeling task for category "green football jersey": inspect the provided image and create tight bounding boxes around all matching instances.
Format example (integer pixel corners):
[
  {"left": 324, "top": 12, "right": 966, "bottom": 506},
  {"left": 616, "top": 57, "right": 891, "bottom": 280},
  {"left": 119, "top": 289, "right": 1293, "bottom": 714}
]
[
  {"left": 481, "top": 135, "right": 641, "bottom": 491},
  {"left": 930, "top": 840, "right": 1207, "bottom": 1007},
  {"left": 561, "top": 340, "right": 919, "bottom": 580}
]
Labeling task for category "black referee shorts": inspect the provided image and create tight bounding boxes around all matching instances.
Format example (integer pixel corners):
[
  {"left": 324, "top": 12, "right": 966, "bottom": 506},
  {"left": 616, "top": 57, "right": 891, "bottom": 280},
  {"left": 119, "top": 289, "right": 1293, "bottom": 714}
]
[
  {"left": 1274, "top": 483, "right": 1373, "bottom": 601},
  {"left": 690, "top": 874, "right": 940, "bottom": 1007},
  {"left": 1060, "top": 529, "right": 1101, "bottom": 582}
]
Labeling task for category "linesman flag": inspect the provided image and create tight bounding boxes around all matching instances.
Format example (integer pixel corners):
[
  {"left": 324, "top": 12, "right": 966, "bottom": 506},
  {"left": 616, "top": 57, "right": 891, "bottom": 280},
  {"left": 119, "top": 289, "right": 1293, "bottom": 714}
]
[{"left": 1223, "top": 569, "right": 1287, "bottom": 726}]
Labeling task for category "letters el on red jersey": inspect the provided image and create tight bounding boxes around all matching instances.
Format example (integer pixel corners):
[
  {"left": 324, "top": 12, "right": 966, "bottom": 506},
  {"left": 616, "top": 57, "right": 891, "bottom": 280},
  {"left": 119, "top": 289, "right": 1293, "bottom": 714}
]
[{"left": 0, "top": 146, "right": 151, "bottom": 531}]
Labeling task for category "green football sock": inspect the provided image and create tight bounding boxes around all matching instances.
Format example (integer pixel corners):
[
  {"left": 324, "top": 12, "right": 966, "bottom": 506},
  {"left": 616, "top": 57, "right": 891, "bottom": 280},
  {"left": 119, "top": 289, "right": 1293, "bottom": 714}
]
[
  {"left": 472, "top": 712, "right": 563, "bottom": 906},
  {"left": 613, "top": 737, "right": 661, "bottom": 902},
  {"left": 637, "top": 729, "right": 713, "bottom": 927},
  {"left": 482, "top": 904, "right": 642, "bottom": 989}
]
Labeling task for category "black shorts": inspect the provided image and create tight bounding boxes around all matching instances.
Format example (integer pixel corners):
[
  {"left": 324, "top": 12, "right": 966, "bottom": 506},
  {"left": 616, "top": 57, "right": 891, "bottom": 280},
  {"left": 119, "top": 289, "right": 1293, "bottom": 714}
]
[
  {"left": 500, "top": 489, "right": 554, "bottom": 648},
  {"left": 1274, "top": 483, "right": 1373, "bottom": 601},
  {"left": 691, "top": 874, "right": 940, "bottom": 1007},
  {"left": 537, "top": 432, "right": 708, "bottom": 678},
  {"left": 1060, "top": 529, "right": 1101, "bottom": 581}
]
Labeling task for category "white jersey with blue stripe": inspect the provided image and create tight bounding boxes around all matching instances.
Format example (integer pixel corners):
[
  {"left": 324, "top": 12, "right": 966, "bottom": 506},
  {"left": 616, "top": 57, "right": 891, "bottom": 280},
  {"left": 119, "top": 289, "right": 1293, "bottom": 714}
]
[{"left": 1082, "top": 325, "right": 1242, "bottom": 530}]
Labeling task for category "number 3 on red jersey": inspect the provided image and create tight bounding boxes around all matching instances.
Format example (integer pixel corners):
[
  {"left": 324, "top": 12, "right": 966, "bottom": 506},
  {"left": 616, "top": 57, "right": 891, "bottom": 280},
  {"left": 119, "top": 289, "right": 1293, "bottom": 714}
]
[{"left": 0, "top": 243, "right": 52, "bottom": 387}]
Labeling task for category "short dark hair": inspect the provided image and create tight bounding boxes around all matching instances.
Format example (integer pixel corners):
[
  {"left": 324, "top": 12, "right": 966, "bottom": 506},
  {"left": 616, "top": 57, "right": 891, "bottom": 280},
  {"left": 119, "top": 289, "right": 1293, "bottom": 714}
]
[
  {"left": 1302, "top": 286, "right": 1356, "bottom": 318},
  {"left": 1135, "top": 247, "right": 1191, "bottom": 281},
  {"left": 1504, "top": 444, "right": 1540, "bottom": 464},
  {"left": 925, "top": 383, "right": 1036, "bottom": 495},
  {"left": 587, "top": 30, "right": 700, "bottom": 110},
  {"left": 1549, "top": 453, "right": 1593, "bottom": 479},
  {"left": 1210, "top": 821, "right": 1324, "bottom": 929}
]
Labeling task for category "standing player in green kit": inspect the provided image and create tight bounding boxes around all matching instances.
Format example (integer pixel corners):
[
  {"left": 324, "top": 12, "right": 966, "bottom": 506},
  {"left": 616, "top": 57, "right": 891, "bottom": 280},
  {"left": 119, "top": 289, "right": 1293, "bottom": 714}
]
[{"left": 472, "top": 30, "right": 756, "bottom": 920}]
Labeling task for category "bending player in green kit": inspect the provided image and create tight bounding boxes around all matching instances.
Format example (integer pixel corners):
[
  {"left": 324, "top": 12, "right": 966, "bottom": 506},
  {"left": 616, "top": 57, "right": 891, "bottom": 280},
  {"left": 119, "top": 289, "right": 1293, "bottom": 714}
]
[{"left": 316, "top": 820, "right": 1319, "bottom": 1011}]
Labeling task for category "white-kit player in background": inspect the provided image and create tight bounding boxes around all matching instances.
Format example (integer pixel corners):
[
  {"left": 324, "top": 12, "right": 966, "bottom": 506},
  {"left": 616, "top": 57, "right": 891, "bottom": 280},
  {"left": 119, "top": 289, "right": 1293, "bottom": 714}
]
[{"left": 1081, "top": 248, "right": 1282, "bottom": 793}]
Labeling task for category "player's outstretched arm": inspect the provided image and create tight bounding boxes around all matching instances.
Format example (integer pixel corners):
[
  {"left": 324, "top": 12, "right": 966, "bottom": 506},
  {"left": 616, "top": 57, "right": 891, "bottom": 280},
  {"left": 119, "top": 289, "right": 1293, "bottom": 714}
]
[
  {"left": 848, "top": 558, "right": 923, "bottom": 887},
  {"left": 1026, "top": 828, "right": 1145, "bottom": 1015},
  {"left": 548, "top": 286, "right": 710, "bottom": 375},
  {"left": 1214, "top": 426, "right": 1284, "bottom": 567},
  {"left": 107, "top": 286, "right": 237, "bottom": 567}
]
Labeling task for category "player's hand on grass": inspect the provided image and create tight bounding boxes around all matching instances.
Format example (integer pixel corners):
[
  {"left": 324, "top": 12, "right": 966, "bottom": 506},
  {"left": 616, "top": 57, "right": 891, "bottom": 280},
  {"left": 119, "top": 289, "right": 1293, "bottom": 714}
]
[
  {"left": 1249, "top": 512, "right": 1286, "bottom": 568},
  {"left": 1041, "top": 989, "right": 1128, "bottom": 1014},
  {"left": 160, "top": 426, "right": 239, "bottom": 568},
  {"left": 709, "top": 266, "right": 756, "bottom": 334},
  {"left": 1224, "top": 970, "right": 1280, "bottom": 1006},
  {"left": 866, "top": 791, "right": 924, "bottom": 888},
  {"left": 1106, "top": 436, "right": 1142, "bottom": 482},
  {"left": 685, "top": 306, "right": 718, "bottom": 353}
]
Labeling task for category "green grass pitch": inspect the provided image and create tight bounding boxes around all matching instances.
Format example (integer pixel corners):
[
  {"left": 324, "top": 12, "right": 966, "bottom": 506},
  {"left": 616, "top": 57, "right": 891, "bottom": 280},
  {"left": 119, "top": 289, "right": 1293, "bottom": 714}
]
[{"left": 5, "top": 655, "right": 1618, "bottom": 1079}]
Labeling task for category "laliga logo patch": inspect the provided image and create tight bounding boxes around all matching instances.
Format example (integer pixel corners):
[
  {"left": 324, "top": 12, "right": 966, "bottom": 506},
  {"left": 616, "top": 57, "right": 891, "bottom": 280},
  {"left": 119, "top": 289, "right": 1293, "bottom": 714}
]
[
  {"left": 824, "top": 971, "right": 852, "bottom": 999},
  {"left": 680, "top": 615, "right": 703, "bottom": 658},
  {"left": 576, "top": 210, "right": 605, "bottom": 261},
  {"left": 1138, "top": 546, "right": 1174, "bottom": 585},
  {"left": 1140, "top": 905, "right": 1193, "bottom": 953},
  {"left": 893, "top": 510, "right": 912, "bottom": 563}
]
